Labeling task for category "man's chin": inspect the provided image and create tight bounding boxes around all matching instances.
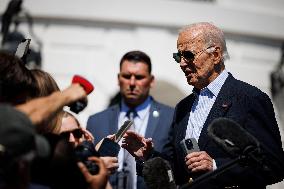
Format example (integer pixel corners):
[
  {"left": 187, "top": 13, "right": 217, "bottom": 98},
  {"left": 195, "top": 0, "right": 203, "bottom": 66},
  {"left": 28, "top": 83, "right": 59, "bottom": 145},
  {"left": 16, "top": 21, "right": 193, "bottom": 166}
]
[
  {"left": 187, "top": 78, "right": 198, "bottom": 87},
  {"left": 125, "top": 94, "right": 138, "bottom": 99},
  {"left": 124, "top": 96, "right": 145, "bottom": 106},
  {"left": 125, "top": 96, "right": 139, "bottom": 102},
  {"left": 186, "top": 77, "right": 194, "bottom": 84}
]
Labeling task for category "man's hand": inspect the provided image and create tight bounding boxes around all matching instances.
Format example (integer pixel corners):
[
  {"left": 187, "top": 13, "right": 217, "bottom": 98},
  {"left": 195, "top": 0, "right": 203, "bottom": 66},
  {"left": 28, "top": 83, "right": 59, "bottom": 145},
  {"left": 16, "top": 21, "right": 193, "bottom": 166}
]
[
  {"left": 62, "top": 83, "right": 87, "bottom": 105},
  {"left": 185, "top": 151, "right": 213, "bottom": 172},
  {"left": 77, "top": 156, "right": 108, "bottom": 189},
  {"left": 121, "top": 130, "right": 154, "bottom": 160},
  {"left": 100, "top": 156, "right": 119, "bottom": 174},
  {"left": 95, "top": 134, "right": 115, "bottom": 151}
]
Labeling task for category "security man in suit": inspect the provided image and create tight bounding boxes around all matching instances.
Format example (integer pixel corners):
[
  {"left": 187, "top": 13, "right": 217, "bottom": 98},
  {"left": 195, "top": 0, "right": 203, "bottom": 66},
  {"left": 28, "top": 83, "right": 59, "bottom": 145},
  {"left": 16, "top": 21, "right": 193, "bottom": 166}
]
[
  {"left": 121, "top": 23, "right": 284, "bottom": 189},
  {"left": 87, "top": 50, "right": 174, "bottom": 189}
]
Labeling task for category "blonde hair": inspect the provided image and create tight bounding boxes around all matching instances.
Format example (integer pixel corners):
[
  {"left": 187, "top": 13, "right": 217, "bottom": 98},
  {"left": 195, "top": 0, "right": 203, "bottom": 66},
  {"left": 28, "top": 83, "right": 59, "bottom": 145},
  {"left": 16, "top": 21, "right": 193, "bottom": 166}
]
[
  {"left": 31, "top": 69, "right": 63, "bottom": 134},
  {"left": 32, "top": 69, "right": 60, "bottom": 96}
]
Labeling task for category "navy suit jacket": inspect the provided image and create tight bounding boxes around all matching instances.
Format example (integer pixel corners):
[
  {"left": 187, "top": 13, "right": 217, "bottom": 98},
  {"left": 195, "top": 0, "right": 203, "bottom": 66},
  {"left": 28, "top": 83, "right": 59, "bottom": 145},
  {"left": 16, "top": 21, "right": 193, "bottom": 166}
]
[
  {"left": 87, "top": 98, "right": 174, "bottom": 189},
  {"left": 160, "top": 74, "right": 284, "bottom": 188}
]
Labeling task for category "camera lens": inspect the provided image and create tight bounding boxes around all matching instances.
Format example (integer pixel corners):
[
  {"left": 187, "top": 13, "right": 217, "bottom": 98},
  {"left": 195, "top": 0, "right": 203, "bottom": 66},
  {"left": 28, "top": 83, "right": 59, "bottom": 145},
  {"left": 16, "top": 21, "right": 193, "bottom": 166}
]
[
  {"left": 74, "top": 141, "right": 100, "bottom": 175},
  {"left": 185, "top": 139, "right": 193, "bottom": 149},
  {"left": 84, "top": 160, "right": 99, "bottom": 175}
]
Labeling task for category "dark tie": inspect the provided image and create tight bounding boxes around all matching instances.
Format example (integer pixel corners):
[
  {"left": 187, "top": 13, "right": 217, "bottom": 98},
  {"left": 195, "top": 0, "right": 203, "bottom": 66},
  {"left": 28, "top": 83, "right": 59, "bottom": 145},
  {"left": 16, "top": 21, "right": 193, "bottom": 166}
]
[
  {"left": 122, "top": 109, "right": 137, "bottom": 189},
  {"left": 126, "top": 109, "right": 137, "bottom": 122}
]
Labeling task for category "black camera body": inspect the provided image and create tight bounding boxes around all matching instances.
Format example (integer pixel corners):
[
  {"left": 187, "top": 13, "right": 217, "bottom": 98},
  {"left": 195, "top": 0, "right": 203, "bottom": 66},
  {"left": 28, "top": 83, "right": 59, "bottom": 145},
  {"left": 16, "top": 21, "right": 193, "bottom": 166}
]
[{"left": 74, "top": 140, "right": 100, "bottom": 175}]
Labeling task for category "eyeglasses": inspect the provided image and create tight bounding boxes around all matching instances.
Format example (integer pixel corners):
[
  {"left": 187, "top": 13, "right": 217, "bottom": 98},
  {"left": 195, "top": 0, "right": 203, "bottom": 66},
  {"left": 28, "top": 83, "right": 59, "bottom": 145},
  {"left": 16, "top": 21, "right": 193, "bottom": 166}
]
[
  {"left": 173, "top": 46, "right": 214, "bottom": 63},
  {"left": 60, "top": 128, "right": 83, "bottom": 139}
]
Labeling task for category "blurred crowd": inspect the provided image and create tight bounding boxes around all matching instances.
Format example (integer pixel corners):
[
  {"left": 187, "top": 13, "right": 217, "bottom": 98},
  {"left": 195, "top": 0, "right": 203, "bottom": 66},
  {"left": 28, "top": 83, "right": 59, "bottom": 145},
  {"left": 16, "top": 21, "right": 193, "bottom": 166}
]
[{"left": 0, "top": 51, "right": 111, "bottom": 189}]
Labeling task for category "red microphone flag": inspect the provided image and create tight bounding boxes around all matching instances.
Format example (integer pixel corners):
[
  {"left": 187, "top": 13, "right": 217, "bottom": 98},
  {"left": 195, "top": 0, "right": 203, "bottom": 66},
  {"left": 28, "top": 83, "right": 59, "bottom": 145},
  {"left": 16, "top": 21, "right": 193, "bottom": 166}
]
[{"left": 72, "top": 75, "right": 94, "bottom": 95}]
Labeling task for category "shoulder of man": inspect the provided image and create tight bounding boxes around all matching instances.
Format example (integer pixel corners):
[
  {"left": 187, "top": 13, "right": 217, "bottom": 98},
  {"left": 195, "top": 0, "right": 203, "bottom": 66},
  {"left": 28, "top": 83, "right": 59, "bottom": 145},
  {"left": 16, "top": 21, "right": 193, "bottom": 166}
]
[
  {"left": 152, "top": 99, "right": 175, "bottom": 111},
  {"left": 229, "top": 76, "right": 270, "bottom": 100},
  {"left": 86, "top": 104, "right": 119, "bottom": 126}
]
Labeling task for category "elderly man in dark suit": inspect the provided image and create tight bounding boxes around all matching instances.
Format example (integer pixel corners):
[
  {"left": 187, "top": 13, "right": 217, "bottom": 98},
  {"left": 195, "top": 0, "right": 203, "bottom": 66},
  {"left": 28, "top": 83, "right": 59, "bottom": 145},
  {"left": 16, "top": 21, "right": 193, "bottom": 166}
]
[
  {"left": 122, "top": 22, "right": 284, "bottom": 189},
  {"left": 87, "top": 50, "right": 174, "bottom": 189}
]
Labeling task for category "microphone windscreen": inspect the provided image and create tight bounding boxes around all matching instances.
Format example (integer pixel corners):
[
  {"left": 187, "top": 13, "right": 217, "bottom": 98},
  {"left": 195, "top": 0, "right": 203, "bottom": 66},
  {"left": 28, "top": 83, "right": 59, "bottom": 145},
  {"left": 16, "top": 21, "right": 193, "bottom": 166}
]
[
  {"left": 207, "top": 118, "right": 259, "bottom": 156},
  {"left": 72, "top": 75, "right": 94, "bottom": 95},
  {"left": 142, "top": 157, "right": 176, "bottom": 189}
]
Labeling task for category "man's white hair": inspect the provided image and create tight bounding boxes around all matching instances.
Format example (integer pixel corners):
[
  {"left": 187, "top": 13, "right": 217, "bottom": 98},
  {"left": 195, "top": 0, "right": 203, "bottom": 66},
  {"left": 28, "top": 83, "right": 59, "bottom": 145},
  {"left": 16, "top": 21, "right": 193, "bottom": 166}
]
[{"left": 179, "top": 22, "right": 230, "bottom": 62}]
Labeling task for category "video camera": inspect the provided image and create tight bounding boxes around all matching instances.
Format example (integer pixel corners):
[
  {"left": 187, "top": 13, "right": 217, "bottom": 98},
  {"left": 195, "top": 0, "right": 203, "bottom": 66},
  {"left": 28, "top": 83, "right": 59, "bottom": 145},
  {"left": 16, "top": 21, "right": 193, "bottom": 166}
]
[{"left": 74, "top": 140, "right": 100, "bottom": 175}]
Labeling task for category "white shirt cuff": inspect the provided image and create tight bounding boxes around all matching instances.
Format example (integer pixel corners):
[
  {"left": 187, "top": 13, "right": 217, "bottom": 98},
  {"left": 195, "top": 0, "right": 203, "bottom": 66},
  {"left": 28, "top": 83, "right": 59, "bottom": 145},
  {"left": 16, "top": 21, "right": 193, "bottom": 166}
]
[{"left": 212, "top": 159, "right": 217, "bottom": 171}]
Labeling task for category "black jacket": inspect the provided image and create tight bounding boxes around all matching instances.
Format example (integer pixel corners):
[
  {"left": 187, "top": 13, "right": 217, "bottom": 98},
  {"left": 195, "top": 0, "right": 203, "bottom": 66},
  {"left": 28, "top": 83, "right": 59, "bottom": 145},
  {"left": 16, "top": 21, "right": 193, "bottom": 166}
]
[{"left": 161, "top": 74, "right": 284, "bottom": 188}]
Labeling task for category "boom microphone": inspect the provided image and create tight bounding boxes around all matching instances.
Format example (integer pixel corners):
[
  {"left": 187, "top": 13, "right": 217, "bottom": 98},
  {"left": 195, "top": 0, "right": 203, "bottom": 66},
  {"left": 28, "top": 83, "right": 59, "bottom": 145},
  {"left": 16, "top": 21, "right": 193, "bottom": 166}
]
[
  {"left": 207, "top": 118, "right": 284, "bottom": 184},
  {"left": 142, "top": 157, "right": 176, "bottom": 189},
  {"left": 15, "top": 38, "right": 31, "bottom": 64},
  {"left": 69, "top": 75, "right": 94, "bottom": 113},
  {"left": 207, "top": 118, "right": 259, "bottom": 157}
]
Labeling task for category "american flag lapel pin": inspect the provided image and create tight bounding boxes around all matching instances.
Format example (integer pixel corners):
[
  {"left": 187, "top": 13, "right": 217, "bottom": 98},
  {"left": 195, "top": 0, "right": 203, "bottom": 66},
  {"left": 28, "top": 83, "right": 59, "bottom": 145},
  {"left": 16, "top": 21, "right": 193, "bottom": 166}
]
[{"left": 221, "top": 102, "right": 231, "bottom": 109}]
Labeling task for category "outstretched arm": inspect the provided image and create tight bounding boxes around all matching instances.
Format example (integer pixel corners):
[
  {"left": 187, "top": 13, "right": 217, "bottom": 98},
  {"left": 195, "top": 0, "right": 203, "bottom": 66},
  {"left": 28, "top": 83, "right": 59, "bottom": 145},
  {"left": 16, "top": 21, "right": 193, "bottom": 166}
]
[{"left": 16, "top": 83, "right": 86, "bottom": 125}]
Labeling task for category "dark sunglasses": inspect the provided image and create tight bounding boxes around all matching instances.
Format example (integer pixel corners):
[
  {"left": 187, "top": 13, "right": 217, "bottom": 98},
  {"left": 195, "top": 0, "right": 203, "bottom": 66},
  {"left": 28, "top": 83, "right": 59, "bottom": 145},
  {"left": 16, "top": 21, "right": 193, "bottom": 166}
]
[
  {"left": 60, "top": 128, "right": 83, "bottom": 139},
  {"left": 173, "top": 51, "right": 195, "bottom": 63},
  {"left": 173, "top": 46, "right": 215, "bottom": 63}
]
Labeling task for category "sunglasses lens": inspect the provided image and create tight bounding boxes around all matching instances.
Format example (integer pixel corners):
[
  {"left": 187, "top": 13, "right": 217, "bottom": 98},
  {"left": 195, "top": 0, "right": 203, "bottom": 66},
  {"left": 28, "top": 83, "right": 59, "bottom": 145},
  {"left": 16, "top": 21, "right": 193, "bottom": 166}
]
[
  {"left": 60, "top": 132, "right": 69, "bottom": 138},
  {"left": 60, "top": 129, "right": 83, "bottom": 139},
  {"left": 173, "top": 51, "right": 195, "bottom": 63},
  {"left": 72, "top": 129, "right": 83, "bottom": 138},
  {"left": 183, "top": 51, "right": 195, "bottom": 61},
  {"left": 173, "top": 53, "right": 181, "bottom": 63}
]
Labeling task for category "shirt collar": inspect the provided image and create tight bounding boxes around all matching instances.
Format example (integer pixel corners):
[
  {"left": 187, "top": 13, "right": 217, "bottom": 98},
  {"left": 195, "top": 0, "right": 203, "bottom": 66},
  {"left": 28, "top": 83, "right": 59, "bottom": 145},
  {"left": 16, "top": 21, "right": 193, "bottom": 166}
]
[
  {"left": 121, "top": 96, "right": 152, "bottom": 119},
  {"left": 192, "top": 88, "right": 200, "bottom": 98},
  {"left": 192, "top": 69, "right": 229, "bottom": 97},
  {"left": 207, "top": 69, "right": 229, "bottom": 96}
]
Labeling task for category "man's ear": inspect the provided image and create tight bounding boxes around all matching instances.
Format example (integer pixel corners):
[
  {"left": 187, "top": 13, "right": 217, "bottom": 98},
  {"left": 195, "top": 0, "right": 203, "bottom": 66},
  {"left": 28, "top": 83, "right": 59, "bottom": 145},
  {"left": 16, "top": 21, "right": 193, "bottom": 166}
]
[
  {"left": 150, "top": 75, "right": 155, "bottom": 88},
  {"left": 117, "top": 73, "right": 120, "bottom": 86},
  {"left": 211, "top": 46, "right": 222, "bottom": 64}
]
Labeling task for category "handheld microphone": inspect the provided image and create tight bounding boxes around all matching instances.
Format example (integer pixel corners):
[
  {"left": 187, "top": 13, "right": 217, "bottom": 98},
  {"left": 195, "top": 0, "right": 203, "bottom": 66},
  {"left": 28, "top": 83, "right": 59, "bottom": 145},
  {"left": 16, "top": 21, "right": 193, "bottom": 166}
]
[
  {"left": 72, "top": 75, "right": 94, "bottom": 95},
  {"left": 207, "top": 118, "right": 259, "bottom": 157},
  {"left": 98, "top": 120, "right": 133, "bottom": 157},
  {"left": 142, "top": 157, "right": 176, "bottom": 189},
  {"left": 69, "top": 75, "right": 94, "bottom": 114},
  {"left": 15, "top": 38, "right": 31, "bottom": 64}
]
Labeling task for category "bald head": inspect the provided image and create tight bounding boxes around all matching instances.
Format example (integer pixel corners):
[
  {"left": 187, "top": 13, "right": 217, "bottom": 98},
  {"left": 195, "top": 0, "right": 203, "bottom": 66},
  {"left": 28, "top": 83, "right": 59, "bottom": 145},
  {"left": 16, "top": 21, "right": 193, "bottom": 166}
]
[{"left": 178, "top": 22, "right": 229, "bottom": 62}]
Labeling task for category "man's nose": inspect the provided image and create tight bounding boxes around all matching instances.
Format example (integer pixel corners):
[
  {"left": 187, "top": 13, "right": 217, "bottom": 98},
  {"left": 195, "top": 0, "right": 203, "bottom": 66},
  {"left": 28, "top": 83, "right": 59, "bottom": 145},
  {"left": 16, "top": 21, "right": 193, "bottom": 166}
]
[
  {"left": 129, "top": 75, "right": 136, "bottom": 86},
  {"left": 179, "top": 58, "right": 188, "bottom": 67}
]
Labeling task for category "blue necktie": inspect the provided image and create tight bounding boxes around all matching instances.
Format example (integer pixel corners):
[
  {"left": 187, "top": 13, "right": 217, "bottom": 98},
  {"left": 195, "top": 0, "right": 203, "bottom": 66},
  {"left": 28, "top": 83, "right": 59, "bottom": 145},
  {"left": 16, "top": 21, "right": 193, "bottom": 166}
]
[{"left": 122, "top": 109, "right": 137, "bottom": 189}]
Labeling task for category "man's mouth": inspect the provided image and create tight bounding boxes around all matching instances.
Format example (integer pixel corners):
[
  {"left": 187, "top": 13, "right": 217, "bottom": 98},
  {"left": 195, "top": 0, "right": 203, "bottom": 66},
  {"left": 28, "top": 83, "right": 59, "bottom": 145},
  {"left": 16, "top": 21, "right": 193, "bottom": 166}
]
[
  {"left": 184, "top": 68, "right": 194, "bottom": 78},
  {"left": 127, "top": 90, "right": 137, "bottom": 95}
]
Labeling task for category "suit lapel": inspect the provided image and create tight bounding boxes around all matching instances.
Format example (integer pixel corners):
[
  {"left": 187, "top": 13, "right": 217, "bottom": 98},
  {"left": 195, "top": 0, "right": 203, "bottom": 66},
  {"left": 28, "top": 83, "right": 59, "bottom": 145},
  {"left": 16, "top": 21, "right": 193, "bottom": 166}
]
[
  {"left": 198, "top": 75, "right": 235, "bottom": 149},
  {"left": 145, "top": 100, "right": 160, "bottom": 138},
  {"left": 176, "top": 94, "right": 196, "bottom": 142},
  {"left": 108, "top": 105, "right": 120, "bottom": 134}
]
